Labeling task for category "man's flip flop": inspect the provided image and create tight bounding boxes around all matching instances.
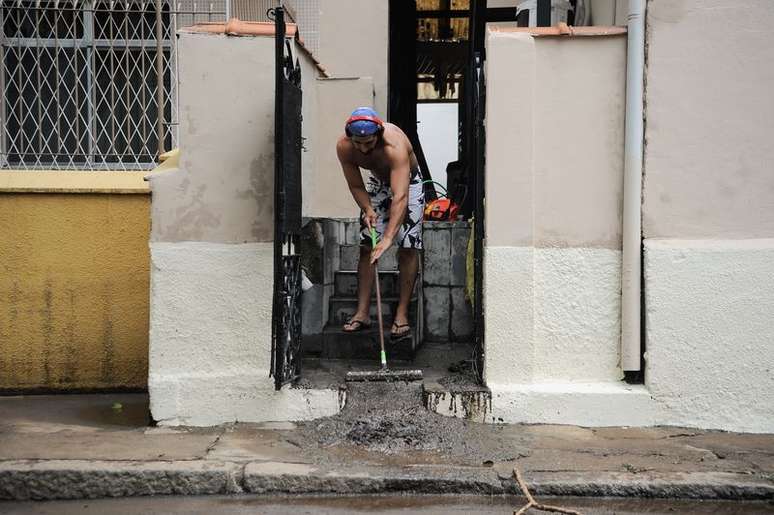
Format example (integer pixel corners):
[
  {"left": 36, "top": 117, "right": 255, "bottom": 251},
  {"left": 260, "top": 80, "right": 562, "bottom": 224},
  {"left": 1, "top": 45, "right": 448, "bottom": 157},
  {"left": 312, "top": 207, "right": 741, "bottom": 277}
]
[
  {"left": 390, "top": 323, "right": 411, "bottom": 342},
  {"left": 343, "top": 318, "right": 371, "bottom": 332}
]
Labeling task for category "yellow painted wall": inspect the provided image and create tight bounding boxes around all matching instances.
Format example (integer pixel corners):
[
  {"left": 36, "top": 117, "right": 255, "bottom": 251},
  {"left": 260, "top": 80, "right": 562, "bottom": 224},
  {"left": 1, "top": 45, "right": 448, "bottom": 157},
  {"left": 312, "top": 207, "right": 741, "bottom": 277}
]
[{"left": 0, "top": 172, "right": 150, "bottom": 391}]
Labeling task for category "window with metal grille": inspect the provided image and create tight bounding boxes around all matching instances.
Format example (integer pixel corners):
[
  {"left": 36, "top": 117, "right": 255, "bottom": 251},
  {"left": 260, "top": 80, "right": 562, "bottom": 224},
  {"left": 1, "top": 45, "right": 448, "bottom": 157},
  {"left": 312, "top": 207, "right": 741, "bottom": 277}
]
[{"left": 0, "top": 0, "right": 224, "bottom": 170}]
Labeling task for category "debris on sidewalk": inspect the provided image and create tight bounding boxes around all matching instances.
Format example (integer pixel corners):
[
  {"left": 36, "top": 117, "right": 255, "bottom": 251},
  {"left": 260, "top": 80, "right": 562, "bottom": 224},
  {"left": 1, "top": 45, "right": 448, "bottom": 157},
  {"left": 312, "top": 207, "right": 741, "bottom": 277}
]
[{"left": 298, "top": 381, "right": 529, "bottom": 464}]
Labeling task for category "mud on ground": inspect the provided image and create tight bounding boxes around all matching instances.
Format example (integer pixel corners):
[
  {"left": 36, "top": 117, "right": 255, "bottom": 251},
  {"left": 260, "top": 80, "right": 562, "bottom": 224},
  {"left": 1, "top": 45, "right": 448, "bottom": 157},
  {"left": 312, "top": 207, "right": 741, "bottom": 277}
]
[{"left": 296, "top": 381, "right": 529, "bottom": 466}]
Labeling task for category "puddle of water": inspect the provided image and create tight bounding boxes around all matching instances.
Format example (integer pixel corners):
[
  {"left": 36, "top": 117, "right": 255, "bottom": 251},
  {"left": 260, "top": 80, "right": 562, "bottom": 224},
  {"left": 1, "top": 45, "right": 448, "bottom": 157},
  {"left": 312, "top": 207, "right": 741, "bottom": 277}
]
[
  {"left": 238, "top": 495, "right": 774, "bottom": 514},
  {"left": 76, "top": 400, "right": 149, "bottom": 428},
  {"left": 2, "top": 495, "right": 771, "bottom": 515}
]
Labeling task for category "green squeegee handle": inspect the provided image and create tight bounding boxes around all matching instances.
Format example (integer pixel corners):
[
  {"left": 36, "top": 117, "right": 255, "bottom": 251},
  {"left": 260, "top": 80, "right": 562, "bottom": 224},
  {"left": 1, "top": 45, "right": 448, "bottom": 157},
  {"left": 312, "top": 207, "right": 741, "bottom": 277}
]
[{"left": 370, "top": 227, "right": 387, "bottom": 369}]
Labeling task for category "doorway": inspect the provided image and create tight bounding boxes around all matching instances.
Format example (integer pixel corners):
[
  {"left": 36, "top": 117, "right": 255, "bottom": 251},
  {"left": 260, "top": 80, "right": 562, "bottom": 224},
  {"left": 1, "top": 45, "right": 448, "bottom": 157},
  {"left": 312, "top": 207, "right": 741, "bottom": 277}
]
[{"left": 294, "top": 1, "right": 495, "bottom": 393}]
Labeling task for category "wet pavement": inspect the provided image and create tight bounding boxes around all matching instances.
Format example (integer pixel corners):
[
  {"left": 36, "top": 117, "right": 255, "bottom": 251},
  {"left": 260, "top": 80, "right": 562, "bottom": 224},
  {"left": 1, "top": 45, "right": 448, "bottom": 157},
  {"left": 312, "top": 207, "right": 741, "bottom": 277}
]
[
  {"left": 1, "top": 494, "right": 772, "bottom": 514},
  {"left": 0, "top": 393, "right": 773, "bottom": 502}
]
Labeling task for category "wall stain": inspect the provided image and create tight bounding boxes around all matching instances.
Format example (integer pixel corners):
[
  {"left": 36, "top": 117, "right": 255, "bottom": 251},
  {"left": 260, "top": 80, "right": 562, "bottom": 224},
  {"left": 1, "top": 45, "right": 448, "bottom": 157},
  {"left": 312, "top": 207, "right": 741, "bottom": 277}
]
[
  {"left": 0, "top": 281, "right": 22, "bottom": 384},
  {"left": 650, "top": 1, "right": 687, "bottom": 24},
  {"left": 63, "top": 287, "right": 78, "bottom": 384},
  {"left": 41, "top": 279, "right": 53, "bottom": 385},
  {"left": 3, "top": 193, "right": 149, "bottom": 390},
  {"left": 180, "top": 175, "right": 191, "bottom": 194},
  {"left": 9, "top": 281, "right": 19, "bottom": 323},
  {"left": 424, "top": 389, "right": 492, "bottom": 421},
  {"left": 184, "top": 105, "right": 198, "bottom": 136},
  {"left": 248, "top": 153, "right": 275, "bottom": 242},
  {"left": 447, "top": 288, "right": 455, "bottom": 341},
  {"left": 101, "top": 284, "right": 115, "bottom": 384},
  {"left": 171, "top": 184, "right": 221, "bottom": 240},
  {"left": 717, "top": 181, "right": 737, "bottom": 199}
]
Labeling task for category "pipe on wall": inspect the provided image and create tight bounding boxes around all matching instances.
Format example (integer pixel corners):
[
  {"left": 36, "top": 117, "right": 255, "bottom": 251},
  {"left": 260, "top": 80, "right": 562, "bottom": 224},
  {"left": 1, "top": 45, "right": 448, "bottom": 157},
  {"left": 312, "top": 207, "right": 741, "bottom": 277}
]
[{"left": 621, "top": 0, "right": 645, "bottom": 371}]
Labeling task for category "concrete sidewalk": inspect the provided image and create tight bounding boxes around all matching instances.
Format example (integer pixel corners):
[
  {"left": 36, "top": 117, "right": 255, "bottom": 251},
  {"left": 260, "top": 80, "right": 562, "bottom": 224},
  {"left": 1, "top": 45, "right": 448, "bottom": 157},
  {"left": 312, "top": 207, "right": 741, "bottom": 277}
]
[{"left": 0, "top": 394, "right": 772, "bottom": 501}]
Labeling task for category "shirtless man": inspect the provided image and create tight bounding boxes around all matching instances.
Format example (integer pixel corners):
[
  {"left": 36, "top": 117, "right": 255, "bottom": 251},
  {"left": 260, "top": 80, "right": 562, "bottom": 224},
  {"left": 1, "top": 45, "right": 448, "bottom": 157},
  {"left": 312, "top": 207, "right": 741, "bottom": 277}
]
[{"left": 336, "top": 107, "right": 424, "bottom": 341}]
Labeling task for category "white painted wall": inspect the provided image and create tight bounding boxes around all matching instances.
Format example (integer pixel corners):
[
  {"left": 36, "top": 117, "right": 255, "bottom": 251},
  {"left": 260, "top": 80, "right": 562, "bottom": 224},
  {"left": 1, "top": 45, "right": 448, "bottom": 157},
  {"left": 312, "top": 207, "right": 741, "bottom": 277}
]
[
  {"left": 644, "top": 239, "right": 774, "bottom": 433},
  {"left": 480, "top": 27, "right": 664, "bottom": 427},
  {"left": 148, "top": 31, "right": 342, "bottom": 426},
  {"left": 484, "top": 28, "right": 627, "bottom": 395},
  {"left": 417, "top": 103, "right": 459, "bottom": 191},
  {"left": 148, "top": 33, "right": 276, "bottom": 244},
  {"left": 316, "top": 0, "right": 388, "bottom": 117},
  {"left": 589, "top": 0, "right": 628, "bottom": 26},
  {"left": 484, "top": 13, "right": 774, "bottom": 431},
  {"left": 148, "top": 242, "right": 340, "bottom": 426},
  {"left": 643, "top": 0, "right": 774, "bottom": 240},
  {"left": 303, "top": 77, "right": 374, "bottom": 219},
  {"left": 641, "top": 0, "right": 774, "bottom": 433}
]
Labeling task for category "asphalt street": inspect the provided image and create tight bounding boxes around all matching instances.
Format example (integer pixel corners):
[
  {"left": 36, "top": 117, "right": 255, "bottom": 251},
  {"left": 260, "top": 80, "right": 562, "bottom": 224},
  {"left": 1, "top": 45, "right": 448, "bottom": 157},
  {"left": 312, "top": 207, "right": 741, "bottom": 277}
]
[{"left": 2, "top": 494, "right": 773, "bottom": 515}]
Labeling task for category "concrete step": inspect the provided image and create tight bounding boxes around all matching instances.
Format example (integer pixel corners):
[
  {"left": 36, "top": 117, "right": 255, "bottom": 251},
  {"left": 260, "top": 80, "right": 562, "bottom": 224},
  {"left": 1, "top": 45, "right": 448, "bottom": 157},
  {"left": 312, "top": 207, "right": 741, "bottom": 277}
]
[
  {"left": 321, "top": 323, "right": 417, "bottom": 361},
  {"left": 339, "top": 244, "right": 399, "bottom": 271},
  {"left": 328, "top": 296, "right": 417, "bottom": 326},
  {"left": 334, "top": 270, "right": 403, "bottom": 297}
]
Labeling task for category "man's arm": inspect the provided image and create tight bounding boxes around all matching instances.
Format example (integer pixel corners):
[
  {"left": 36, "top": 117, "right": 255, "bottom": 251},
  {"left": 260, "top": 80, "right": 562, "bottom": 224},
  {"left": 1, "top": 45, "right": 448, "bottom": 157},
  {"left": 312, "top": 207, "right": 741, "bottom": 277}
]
[{"left": 336, "top": 139, "right": 375, "bottom": 224}]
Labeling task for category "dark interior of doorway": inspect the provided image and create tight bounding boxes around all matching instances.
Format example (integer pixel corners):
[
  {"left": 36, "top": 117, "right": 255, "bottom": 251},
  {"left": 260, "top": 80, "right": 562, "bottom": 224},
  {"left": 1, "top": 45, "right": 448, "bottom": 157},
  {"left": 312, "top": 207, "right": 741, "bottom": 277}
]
[
  {"left": 388, "top": 0, "right": 517, "bottom": 219},
  {"left": 387, "top": 0, "right": 585, "bottom": 218}
]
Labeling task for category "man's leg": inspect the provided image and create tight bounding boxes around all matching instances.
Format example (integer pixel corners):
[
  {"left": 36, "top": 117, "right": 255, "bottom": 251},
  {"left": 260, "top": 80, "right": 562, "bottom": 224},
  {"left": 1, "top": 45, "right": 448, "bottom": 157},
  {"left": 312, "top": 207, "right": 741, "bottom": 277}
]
[
  {"left": 392, "top": 167, "right": 424, "bottom": 338},
  {"left": 345, "top": 173, "right": 388, "bottom": 331},
  {"left": 343, "top": 245, "right": 375, "bottom": 331},
  {"left": 393, "top": 247, "right": 419, "bottom": 336}
]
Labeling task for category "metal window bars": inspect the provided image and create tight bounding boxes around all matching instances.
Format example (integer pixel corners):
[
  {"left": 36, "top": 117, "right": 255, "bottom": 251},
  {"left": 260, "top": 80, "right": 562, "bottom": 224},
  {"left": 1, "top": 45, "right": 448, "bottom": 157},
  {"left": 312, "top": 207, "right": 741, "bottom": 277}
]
[{"left": 0, "top": 0, "right": 225, "bottom": 170}]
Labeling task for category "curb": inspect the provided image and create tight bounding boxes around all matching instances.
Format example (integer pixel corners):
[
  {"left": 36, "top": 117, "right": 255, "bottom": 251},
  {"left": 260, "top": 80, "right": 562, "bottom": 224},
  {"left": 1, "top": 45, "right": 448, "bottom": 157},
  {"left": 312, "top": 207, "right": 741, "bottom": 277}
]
[
  {"left": 0, "top": 460, "right": 243, "bottom": 500},
  {"left": 514, "top": 471, "right": 774, "bottom": 501},
  {"left": 2, "top": 460, "right": 773, "bottom": 501},
  {"left": 243, "top": 462, "right": 503, "bottom": 495}
]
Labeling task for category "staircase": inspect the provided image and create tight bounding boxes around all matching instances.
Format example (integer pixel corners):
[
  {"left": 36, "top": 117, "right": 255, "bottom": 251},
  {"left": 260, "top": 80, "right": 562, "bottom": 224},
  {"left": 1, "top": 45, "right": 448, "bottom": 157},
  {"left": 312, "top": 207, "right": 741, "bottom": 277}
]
[{"left": 321, "top": 243, "right": 421, "bottom": 362}]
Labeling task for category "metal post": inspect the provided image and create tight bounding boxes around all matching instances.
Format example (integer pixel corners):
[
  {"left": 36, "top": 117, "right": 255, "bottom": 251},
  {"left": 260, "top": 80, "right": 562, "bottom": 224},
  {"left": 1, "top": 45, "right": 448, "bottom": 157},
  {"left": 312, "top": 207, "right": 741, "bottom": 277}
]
[
  {"left": 274, "top": 5, "right": 284, "bottom": 237},
  {"left": 155, "top": 0, "right": 166, "bottom": 155},
  {"left": 0, "top": 4, "right": 7, "bottom": 167},
  {"left": 123, "top": 0, "right": 131, "bottom": 160},
  {"left": 16, "top": 6, "right": 25, "bottom": 163},
  {"left": 35, "top": 2, "right": 42, "bottom": 159},
  {"left": 169, "top": 1, "right": 180, "bottom": 151},
  {"left": 270, "top": 5, "right": 285, "bottom": 388},
  {"left": 472, "top": 52, "right": 486, "bottom": 383},
  {"left": 621, "top": 0, "right": 646, "bottom": 372},
  {"left": 53, "top": 2, "right": 61, "bottom": 161},
  {"left": 86, "top": 1, "right": 96, "bottom": 167}
]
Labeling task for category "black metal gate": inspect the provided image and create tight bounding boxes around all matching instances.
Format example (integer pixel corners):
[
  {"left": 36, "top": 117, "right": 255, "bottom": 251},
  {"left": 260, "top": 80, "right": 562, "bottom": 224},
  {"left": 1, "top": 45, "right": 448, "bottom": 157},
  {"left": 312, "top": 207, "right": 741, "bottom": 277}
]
[
  {"left": 462, "top": 0, "right": 486, "bottom": 383},
  {"left": 270, "top": 7, "right": 303, "bottom": 390},
  {"left": 471, "top": 51, "right": 486, "bottom": 383}
]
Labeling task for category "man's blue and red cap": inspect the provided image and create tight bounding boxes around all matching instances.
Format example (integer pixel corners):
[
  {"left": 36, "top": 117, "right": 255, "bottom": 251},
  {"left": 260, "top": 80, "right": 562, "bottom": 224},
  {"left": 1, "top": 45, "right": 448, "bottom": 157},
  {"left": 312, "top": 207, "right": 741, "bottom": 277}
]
[{"left": 345, "top": 107, "right": 384, "bottom": 137}]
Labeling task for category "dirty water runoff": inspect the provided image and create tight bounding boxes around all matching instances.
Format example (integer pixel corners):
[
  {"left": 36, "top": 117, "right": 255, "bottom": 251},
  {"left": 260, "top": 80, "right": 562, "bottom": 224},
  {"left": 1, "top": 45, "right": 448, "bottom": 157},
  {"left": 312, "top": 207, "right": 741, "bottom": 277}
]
[
  {"left": 296, "top": 380, "right": 525, "bottom": 466},
  {"left": 2, "top": 494, "right": 770, "bottom": 514}
]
